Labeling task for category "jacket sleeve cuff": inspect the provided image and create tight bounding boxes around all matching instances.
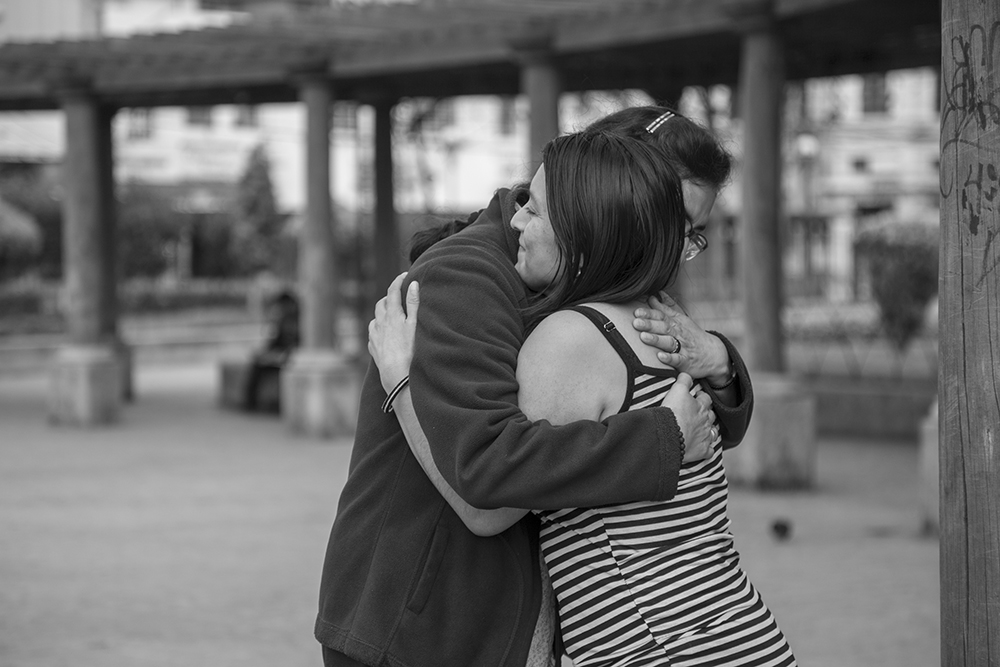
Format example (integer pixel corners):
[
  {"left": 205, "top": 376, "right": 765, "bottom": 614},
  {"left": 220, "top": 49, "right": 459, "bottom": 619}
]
[
  {"left": 703, "top": 331, "right": 754, "bottom": 449},
  {"left": 652, "top": 407, "right": 683, "bottom": 499}
]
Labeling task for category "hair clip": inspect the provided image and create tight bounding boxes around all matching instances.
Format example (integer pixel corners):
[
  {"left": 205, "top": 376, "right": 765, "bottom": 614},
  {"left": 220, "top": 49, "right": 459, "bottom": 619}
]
[{"left": 645, "top": 111, "right": 675, "bottom": 134}]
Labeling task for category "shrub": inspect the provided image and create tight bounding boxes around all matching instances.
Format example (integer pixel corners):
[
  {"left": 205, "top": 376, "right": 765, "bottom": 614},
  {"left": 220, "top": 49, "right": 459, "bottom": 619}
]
[
  {"left": 0, "top": 167, "right": 62, "bottom": 279},
  {"left": 117, "top": 182, "right": 185, "bottom": 279},
  {"left": 0, "top": 285, "right": 43, "bottom": 315},
  {"left": 855, "top": 218, "right": 939, "bottom": 351},
  {"left": 0, "top": 200, "right": 41, "bottom": 282},
  {"left": 119, "top": 278, "right": 250, "bottom": 313}
]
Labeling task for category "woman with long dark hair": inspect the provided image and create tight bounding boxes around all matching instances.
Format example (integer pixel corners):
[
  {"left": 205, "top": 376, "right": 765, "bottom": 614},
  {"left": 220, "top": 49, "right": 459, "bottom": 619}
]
[{"left": 318, "top": 107, "right": 761, "bottom": 667}]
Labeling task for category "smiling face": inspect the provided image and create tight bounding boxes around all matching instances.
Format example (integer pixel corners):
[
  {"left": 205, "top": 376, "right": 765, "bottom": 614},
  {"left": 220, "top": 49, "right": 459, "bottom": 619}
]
[
  {"left": 510, "top": 164, "right": 562, "bottom": 292},
  {"left": 511, "top": 166, "right": 720, "bottom": 294}
]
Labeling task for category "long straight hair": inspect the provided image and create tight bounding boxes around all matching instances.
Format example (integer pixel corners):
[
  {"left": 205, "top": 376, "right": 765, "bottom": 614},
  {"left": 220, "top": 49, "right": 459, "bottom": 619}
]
[{"left": 523, "top": 131, "right": 687, "bottom": 321}]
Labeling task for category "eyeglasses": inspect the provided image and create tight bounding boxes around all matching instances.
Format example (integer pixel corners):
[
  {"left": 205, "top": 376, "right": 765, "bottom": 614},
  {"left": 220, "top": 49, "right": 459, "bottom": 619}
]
[{"left": 684, "top": 229, "right": 708, "bottom": 262}]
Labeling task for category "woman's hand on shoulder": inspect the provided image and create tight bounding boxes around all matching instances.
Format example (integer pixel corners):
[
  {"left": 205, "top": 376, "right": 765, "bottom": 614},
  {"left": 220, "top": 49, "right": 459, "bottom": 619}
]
[
  {"left": 660, "top": 373, "right": 720, "bottom": 462},
  {"left": 632, "top": 291, "right": 731, "bottom": 384},
  {"left": 517, "top": 310, "right": 622, "bottom": 424},
  {"left": 368, "top": 272, "right": 420, "bottom": 394}
]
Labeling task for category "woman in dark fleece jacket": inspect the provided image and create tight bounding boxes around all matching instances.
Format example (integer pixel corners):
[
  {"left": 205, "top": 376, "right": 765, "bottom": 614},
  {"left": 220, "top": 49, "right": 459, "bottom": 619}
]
[{"left": 316, "top": 107, "right": 751, "bottom": 667}]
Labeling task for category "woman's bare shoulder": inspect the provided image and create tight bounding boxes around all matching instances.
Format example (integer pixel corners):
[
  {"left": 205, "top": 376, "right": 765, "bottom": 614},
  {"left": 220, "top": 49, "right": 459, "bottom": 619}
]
[{"left": 517, "top": 309, "right": 625, "bottom": 423}]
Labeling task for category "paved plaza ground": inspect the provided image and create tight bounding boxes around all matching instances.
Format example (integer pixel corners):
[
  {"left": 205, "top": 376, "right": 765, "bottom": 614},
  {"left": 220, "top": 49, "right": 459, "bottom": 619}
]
[{"left": 0, "top": 361, "right": 939, "bottom": 667}]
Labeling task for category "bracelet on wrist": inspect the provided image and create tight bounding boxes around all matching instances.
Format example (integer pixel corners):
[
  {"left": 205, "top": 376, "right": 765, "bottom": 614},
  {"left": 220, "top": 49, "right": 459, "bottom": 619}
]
[
  {"left": 381, "top": 375, "right": 410, "bottom": 414},
  {"left": 707, "top": 367, "right": 737, "bottom": 391}
]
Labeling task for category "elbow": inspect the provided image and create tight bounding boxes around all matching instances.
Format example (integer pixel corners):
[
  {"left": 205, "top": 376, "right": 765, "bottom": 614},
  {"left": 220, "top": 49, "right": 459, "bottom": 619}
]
[
  {"left": 462, "top": 512, "right": 507, "bottom": 537},
  {"left": 468, "top": 521, "right": 504, "bottom": 538},
  {"left": 449, "top": 472, "right": 494, "bottom": 508}
]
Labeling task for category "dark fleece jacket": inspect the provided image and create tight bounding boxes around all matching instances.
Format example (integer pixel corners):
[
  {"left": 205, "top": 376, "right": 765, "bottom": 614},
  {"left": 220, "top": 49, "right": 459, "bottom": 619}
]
[{"left": 315, "top": 189, "right": 753, "bottom": 667}]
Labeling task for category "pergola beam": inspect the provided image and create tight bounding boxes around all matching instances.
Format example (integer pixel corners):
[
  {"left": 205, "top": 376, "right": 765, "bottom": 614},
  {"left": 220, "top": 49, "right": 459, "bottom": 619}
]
[{"left": 0, "top": 0, "right": 939, "bottom": 111}]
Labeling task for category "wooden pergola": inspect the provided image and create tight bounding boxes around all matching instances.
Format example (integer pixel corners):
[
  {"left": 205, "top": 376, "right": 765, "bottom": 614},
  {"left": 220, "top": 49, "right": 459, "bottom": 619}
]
[
  {"left": 7, "top": 1, "right": 1000, "bottom": 663},
  {"left": 0, "top": 0, "right": 939, "bottom": 110},
  {"left": 0, "top": 0, "right": 940, "bottom": 431}
]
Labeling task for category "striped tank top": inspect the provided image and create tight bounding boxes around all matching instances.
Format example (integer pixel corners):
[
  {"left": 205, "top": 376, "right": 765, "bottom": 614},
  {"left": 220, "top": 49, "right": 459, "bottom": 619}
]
[{"left": 537, "top": 306, "right": 797, "bottom": 667}]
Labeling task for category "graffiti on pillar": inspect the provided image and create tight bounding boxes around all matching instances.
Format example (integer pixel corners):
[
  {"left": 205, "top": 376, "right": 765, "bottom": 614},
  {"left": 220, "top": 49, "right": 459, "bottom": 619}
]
[{"left": 941, "top": 18, "right": 1000, "bottom": 287}]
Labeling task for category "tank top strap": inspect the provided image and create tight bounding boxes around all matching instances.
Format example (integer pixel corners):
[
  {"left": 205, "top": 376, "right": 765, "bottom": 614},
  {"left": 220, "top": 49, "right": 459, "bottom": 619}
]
[{"left": 565, "top": 305, "right": 645, "bottom": 372}]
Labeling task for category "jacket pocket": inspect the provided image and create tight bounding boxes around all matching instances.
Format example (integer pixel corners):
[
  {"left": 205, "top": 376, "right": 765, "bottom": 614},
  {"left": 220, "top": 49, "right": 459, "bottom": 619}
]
[{"left": 406, "top": 524, "right": 450, "bottom": 614}]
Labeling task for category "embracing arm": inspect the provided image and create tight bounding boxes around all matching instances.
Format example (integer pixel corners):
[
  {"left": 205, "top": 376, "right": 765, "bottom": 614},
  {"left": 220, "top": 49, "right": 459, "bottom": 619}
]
[
  {"left": 633, "top": 293, "right": 754, "bottom": 449},
  {"left": 402, "top": 200, "right": 686, "bottom": 511},
  {"left": 392, "top": 386, "right": 527, "bottom": 536},
  {"left": 704, "top": 333, "right": 753, "bottom": 449}
]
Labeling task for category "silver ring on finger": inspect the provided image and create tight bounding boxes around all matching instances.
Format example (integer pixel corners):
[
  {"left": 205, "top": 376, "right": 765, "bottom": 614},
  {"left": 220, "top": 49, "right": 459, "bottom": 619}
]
[{"left": 672, "top": 337, "right": 681, "bottom": 354}]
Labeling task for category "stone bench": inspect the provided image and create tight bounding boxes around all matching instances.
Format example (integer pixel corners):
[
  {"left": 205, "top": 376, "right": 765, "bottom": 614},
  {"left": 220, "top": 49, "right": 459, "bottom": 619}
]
[
  {"left": 219, "top": 351, "right": 364, "bottom": 438},
  {"left": 218, "top": 357, "right": 281, "bottom": 414}
]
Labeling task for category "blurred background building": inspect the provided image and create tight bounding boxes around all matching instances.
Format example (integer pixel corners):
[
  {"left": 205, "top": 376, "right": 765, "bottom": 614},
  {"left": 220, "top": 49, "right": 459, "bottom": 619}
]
[
  {"left": 0, "top": 0, "right": 940, "bottom": 284},
  {"left": 0, "top": 0, "right": 941, "bottom": 439}
]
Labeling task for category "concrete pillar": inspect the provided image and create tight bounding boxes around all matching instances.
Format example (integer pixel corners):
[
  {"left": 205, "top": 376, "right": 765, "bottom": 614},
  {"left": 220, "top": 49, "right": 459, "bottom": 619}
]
[
  {"left": 736, "top": 0, "right": 786, "bottom": 373},
  {"left": 722, "top": 373, "right": 817, "bottom": 489},
  {"left": 282, "top": 72, "right": 359, "bottom": 438},
  {"left": 372, "top": 95, "right": 402, "bottom": 294},
  {"left": 49, "top": 87, "right": 123, "bottom": 425},
  {"left": 515, "top": 35, "right": 561, "bottom": 173},
  {"left": 919, "top": 398, "right": 939, "bottom": 535},
  {"left": 725, "top": 1, "right": 816, "bottom": 488},
  {"left": 827, "top": 211, "right": 855, "bottom": 302},
  {"left": 649, "top": 86, "right": 685, "bottom": 112},
  {"left": 94, "top": 104, "right": 134, "bottom": 403},
  {"left": 705, "top": 214, "right": 732, "bottom": 301}
]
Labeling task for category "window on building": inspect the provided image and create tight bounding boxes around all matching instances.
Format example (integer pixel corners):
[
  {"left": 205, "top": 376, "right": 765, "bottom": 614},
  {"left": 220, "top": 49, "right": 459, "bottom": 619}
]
[
  {"left": 127, "top": 108, "right": 153, "bottom": 140},
  {"left": 333, "top": 102, "right": 358, "bottom": 131},
  {"left": 186, "top": 106, "right": 214, "bottom": 127},
  {"left": 852, "top": 157, "right": 870, "bottom": 173},
  {"left": 498, "top": 96, "right": 517, "bottom": 136},
  {"left": 861, "top": 73, "right": 888, "bottom": 114},
  {"left": 234, "top": 105, "right": 259, "bottom": 127}
]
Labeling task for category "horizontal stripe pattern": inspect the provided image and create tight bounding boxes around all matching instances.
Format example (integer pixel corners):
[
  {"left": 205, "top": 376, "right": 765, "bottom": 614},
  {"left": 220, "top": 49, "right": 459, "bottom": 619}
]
[{"left": 539, "top": 359, "right": 796, "bottom": 666}]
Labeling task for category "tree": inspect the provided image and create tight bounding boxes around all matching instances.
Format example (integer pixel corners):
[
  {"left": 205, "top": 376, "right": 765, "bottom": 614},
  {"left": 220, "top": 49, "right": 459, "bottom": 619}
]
[
  {"left": 231, "top": 144, "right": 282, "bottom": 274},
  {"left": 0, "top": 197, "right": 41, "bottom": 281},
  {"left": 0, "top": 165, "right": 62, "bottom": 279},
  {"left": 116, "top": 181, "right": 184, "bottom": 278},
  {"left": 855, "top": 218, "right": 939, "bottom": 352}
]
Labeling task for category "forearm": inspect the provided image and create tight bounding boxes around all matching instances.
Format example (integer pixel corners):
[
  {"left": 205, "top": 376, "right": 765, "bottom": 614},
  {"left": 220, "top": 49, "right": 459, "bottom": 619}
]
[
  {"left": 392, "top": 387, "right": 527, "bottom": 536},
  {"left": 702, "top": 332, "right": 754, "bottom": 448},
  {"left": 407, "top": 193, "right": 683, "bottom": 509}
]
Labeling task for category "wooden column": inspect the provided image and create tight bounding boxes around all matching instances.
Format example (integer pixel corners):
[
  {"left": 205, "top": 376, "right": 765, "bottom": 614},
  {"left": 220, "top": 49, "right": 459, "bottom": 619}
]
[
  {"left": 515, "top": 35, "right": 561, "bottom": 173},
  {"left": 648, "top": 86, "right": 685, "bottom": 112},
  {"left": 300, "top": 75, "right": 338, "bottom": 351},
  {"left": 282, "top": 72, "right": 360, "bottom": 438},
  {"left": 372, "top": 95, "right": 401, "bottom": 293},
  {"left": 940, "top": 1, "right": 1000, "bottom": 663},
  {"left": 723, "top": 0, "right": 815, "bottom": 490},
  {"left": 49, "top": 86, "right": 122, "bottom": 424},
  {"left": 737, "top": 1, "right": 786, "bottom": 373}
]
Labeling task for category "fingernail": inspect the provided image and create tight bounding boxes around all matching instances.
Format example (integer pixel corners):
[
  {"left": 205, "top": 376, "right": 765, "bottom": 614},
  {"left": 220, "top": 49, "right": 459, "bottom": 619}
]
[{"left": 634, "top": 309, "right": 647, "bottom": 318}]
